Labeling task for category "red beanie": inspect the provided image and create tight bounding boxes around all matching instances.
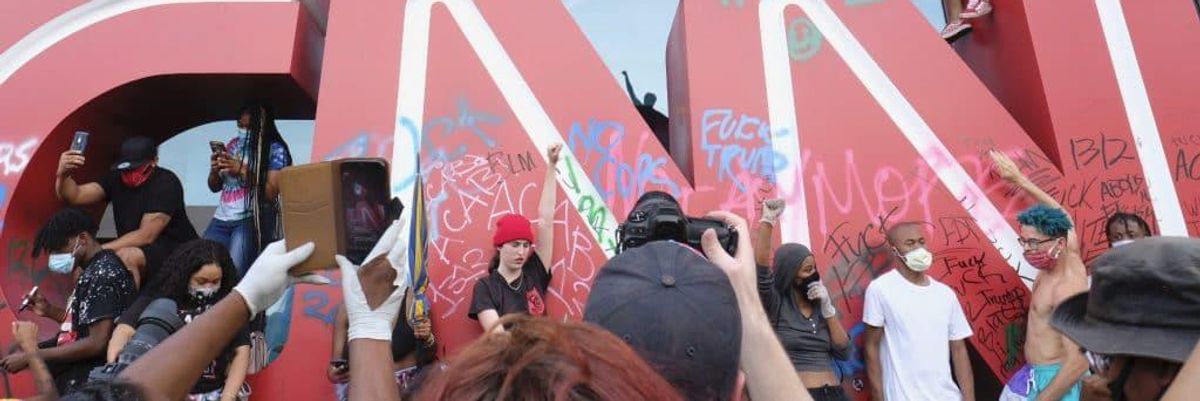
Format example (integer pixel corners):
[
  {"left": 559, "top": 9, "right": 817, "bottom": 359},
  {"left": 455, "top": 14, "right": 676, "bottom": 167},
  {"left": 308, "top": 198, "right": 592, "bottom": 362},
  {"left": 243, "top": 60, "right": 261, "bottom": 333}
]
[{"left": 493, "top": 214, "right": 535, "bottom": 247}]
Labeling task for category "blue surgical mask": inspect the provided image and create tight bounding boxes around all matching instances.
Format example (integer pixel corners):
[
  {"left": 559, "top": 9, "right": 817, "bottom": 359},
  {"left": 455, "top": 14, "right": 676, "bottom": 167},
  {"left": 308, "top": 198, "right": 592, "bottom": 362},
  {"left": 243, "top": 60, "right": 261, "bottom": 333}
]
[
  {"left": 237, "top": 127, "right": 249, "bottom": 137},
  {"left": 48, "top": 239, "right": 81, "bottom": 274}
]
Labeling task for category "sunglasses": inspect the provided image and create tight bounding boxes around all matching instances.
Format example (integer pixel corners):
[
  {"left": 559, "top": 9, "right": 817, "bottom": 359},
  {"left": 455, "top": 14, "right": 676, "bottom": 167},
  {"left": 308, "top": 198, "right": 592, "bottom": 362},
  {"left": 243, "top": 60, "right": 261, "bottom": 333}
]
[{"left": 1085, "top": 350, "right": 1112, "bottom": 375}]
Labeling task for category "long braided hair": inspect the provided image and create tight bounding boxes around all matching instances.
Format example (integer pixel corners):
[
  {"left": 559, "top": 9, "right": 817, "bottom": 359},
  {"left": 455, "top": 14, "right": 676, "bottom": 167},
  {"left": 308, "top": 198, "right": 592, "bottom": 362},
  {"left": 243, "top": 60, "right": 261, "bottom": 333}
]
[{"left": 237, "top": 102, "right": 292, "bottom": 250}]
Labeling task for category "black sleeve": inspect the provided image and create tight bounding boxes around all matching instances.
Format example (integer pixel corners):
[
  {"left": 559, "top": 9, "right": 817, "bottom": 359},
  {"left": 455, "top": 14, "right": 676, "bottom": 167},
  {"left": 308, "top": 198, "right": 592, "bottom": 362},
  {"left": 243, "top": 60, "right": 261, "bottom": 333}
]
[
  {"left": 758, "top": 264, "right": 781, "bottom": 324},
  {"left": 116, "top": 296, "right": 154, "bottom": 326},
  {"left": 143, "top": 172, "right": 185, "bottom": 215},
  {"left": 467, "top": 278, "right": 497, "bottom": 320},
  {"left": 96, "top": 172, "right": 117, "bottom": 201},
  {"left": 231, "top": 323, "right": 251, "bottom": 348},
  {"left": 77, "top": 273, "right": 126, "bottom": 327},
  {"left": 524, "top": 254, "right": 551, "bottom": 294}
]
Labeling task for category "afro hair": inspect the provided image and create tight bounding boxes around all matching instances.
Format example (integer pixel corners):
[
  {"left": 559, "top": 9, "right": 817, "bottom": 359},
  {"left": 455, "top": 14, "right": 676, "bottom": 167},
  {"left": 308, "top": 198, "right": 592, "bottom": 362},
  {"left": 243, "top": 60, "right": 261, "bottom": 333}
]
[{"left": 1017, "top": 204, "right": 1073, "bottom": 238}]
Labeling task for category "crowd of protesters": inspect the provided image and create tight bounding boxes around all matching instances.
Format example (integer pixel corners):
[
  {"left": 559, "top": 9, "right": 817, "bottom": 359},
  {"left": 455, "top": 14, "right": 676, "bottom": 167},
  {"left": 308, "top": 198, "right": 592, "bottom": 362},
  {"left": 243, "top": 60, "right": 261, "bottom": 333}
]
[{"left": 1, "top": 100, "right": 1198, "bottom": 401}]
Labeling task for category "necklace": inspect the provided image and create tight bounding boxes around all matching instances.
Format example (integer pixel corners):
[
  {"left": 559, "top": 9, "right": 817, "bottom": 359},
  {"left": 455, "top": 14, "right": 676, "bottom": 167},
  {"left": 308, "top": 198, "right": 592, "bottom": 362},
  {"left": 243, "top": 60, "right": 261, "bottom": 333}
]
[{"left": 506, "top": 275, "right": 524, "bottom": 292}]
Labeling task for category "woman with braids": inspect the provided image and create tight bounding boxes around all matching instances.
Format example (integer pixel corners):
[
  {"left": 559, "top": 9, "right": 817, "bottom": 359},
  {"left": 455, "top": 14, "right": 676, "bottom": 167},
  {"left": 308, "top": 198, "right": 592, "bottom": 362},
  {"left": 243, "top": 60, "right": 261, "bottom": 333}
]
[
  {"left": 205, "top": 102, "right": 294, "bottom": 277},
  {"left": 105, "top": 239, "right": 251, "bottom": 401},
  {"left": 753, "top": 199, "right": 852, "bottom": 401}
]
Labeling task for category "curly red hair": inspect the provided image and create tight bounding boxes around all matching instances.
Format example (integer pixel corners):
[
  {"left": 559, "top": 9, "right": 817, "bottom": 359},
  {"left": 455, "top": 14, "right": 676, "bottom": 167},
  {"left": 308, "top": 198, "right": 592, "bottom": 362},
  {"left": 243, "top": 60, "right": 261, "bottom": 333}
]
[{"left": 413, "top": 315, "right": 683, "bottom": 401}]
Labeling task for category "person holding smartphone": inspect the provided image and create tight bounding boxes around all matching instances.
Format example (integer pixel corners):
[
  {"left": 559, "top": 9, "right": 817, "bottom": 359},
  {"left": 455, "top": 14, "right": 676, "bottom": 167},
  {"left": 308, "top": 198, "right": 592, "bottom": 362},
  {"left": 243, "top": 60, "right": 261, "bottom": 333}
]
[
  {"left": 205, "top": 102, "right": 293, "bottom": 277},
  {"left": 55, "top": 135, "right": 199, "bottom": 288},
  {"left": 327, "top": 292, "right": 435, "bottom": 400},
  {"left": 753, "top": 199, "right": 852, "bottom": 401}
]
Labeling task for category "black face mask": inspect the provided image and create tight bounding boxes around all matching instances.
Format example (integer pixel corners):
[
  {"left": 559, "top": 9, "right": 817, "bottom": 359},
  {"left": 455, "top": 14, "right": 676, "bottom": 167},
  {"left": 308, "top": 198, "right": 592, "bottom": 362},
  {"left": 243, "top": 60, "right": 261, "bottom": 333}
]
[{"left": 796, "top": 271, "right": 820, "bottom": 289}]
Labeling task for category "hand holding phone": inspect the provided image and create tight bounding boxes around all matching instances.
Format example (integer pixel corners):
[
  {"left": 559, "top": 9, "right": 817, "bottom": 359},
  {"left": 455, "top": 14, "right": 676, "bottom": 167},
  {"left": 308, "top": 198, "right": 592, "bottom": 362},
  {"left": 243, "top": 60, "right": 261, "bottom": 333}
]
[{"left": 70, "top": 131, "right": 89, "bottom": 153}]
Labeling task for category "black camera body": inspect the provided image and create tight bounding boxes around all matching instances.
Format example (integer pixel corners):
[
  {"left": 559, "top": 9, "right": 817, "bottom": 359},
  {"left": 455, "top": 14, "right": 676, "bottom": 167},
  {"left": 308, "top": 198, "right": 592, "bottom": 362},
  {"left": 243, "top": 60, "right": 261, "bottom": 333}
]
[
  {"left": 616, "top": 191, "right": 738, "bottom": 255},
  {"left": 89, "top": 298, "right": 185, "bottom": 382}
]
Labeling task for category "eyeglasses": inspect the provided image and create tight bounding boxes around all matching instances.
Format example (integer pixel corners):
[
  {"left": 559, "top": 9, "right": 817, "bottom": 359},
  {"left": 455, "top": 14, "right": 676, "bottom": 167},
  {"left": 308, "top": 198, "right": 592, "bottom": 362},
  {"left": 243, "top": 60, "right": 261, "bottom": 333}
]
[
  {"left": 1085, "top": 350, "right": 1111, "bottom": 375},
  {"left": 1018, "top": 237, "right": 1057, "bottom": 249}
]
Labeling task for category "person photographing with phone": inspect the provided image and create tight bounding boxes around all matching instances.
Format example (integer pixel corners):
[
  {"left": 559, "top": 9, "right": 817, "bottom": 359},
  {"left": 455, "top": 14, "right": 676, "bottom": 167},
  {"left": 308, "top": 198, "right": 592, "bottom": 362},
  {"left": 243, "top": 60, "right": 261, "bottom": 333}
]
[
  {"left": 753, "top": 199, "right": 852, "bottom": 401},
  {"left": 55, "top": 134, "right": 199, "bottom": 287},
  {"left": 205, "top": 102, "right": 293, "bottom": 277}
]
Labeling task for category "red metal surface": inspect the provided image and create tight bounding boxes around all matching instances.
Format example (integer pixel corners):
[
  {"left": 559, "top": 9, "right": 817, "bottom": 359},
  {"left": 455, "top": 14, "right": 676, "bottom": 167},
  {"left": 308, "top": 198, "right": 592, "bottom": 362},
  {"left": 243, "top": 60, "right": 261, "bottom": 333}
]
[{"left": 2, "top": 1, "right": 1198, "bottom": 400}]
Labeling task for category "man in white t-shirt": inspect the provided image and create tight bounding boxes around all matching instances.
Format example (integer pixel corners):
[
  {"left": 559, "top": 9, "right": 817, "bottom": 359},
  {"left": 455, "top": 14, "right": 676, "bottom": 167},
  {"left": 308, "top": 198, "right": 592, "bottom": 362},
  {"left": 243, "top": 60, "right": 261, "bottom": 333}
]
[{"left": 863, "top": 222, "right": 976, "bottom": 401}]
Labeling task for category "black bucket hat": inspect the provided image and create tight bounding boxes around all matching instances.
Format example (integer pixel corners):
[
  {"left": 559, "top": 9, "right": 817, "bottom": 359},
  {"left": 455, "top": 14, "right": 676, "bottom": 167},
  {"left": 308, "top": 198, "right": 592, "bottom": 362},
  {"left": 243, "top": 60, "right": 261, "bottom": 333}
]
[{"left": 1050, "top": 236, "right": 1200, "bottom": 363}]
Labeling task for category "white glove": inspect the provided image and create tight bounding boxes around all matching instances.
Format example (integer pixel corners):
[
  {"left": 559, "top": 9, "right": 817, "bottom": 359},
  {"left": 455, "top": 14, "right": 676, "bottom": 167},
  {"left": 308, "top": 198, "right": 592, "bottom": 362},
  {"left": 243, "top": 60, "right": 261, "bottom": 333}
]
[
  {"left": 234, "top": 240, "right": 327, "bottom": 316},
  {"left": 336, "top": 218, "right": 411, "bottom": 341},
  {"left": 761, "top": 199, "right": 786, "bottom": 225},
  {"left": 807, "top": 282, "right": 837, "bottom": 318}
]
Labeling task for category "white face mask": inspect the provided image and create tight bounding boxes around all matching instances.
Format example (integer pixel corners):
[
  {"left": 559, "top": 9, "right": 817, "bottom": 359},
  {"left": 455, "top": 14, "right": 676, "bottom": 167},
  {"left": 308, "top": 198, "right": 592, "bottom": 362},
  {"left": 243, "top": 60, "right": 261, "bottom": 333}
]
[
  {"left": 1111, "top": 239, "right": 1135, "bottom": 248},
  {"left": 900, "top": 247, "right": 934, "bottom": 272},
  {"left": 48, "top": 239, "right": 82, "bottom": 275}
]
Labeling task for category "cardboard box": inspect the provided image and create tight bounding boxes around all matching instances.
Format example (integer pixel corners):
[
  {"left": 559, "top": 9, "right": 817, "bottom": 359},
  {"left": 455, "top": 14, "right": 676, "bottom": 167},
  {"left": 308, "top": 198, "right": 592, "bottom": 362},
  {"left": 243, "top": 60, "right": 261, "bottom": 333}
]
[{"left": 279, "top": 158, "right": 390, "bottom": 274}]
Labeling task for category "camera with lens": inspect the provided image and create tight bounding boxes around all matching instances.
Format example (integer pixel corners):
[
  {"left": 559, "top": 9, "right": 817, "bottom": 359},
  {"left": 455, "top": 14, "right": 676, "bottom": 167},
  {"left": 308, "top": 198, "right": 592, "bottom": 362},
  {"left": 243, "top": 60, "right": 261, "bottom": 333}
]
[
  {"left": 616, "top": 191, "right": 738, "bottom": 255},
  {"left": 88, "top": 298, "right": 185, "bottom": 382}
]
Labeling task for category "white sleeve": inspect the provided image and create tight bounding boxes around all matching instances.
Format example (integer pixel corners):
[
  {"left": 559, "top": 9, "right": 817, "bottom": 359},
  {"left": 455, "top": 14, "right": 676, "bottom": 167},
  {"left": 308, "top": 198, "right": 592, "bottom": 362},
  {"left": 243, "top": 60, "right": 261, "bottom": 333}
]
[
  {"left": 863, "top": 282, "right": 885, "bottom": 327},
  {"left": 948, "top": 290, "right": 973, "bottom": 340}
]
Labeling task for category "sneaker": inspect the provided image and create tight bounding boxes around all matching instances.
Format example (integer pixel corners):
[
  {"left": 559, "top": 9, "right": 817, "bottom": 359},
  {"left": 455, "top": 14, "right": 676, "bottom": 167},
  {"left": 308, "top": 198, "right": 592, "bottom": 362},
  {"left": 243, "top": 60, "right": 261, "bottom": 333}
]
[
  {"left": 960, "top": 0, "right": 993, "bottom": 19},
  {"left": 941, "top": 21, "right": 972, "bottom": 41}
]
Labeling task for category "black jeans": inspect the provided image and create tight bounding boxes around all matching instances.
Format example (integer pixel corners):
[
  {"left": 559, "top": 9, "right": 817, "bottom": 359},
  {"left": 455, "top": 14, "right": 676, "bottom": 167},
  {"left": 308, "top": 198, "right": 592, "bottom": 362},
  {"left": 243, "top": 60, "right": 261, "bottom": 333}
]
[{"left": 807, "top": 385, "right": 851, "bottom": 401}]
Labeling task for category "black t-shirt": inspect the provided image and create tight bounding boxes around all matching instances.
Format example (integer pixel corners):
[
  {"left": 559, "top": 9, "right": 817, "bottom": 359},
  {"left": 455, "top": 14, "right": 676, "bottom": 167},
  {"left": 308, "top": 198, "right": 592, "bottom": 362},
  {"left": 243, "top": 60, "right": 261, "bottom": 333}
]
[
  {"left": 468, "top": 253, "right": 551, "bottom": 320},
  {"left": 116, "top": 296, "right": 250, "bottom": 394},
  {"left": 72, "top": 250, "right": 138, "bottom": 338},
  {"left": 98, "top": 167, "right": 199, "bottom": 274},
  {"left": 51, "top": 250, "right": 137, "bottom": 393},
  {"left": 187, "top": 304, "right": 251, "bottom": 394}
]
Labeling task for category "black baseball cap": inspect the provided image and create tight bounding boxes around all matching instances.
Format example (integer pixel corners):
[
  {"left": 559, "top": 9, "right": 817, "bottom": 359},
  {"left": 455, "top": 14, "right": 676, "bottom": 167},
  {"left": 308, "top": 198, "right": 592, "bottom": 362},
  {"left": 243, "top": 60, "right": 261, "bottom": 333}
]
[
  {"left": 111, "top": 136, "right": 157, "bottom": 171},
  {"left": 1051, "top": 236, "right": 1200, "bottom": 363},
  {"left": 584, "top": 241, "right": 741, "bottom": 401}
]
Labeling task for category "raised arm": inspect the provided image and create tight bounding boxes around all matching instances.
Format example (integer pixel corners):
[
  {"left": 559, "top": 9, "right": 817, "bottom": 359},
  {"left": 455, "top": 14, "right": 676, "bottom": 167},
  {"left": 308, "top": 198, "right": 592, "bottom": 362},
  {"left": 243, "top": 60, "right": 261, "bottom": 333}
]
[
  {"left": 990, "top": 150, "right": 1079, "bottom": 251},
  {"left": 701, "top": 211, "right": 812, "bottom": 401},
  {"left": 535, "top": 144, "right": 561, "bottom": 269},
  {"left": 756, "top": 199, "right": 786, "bottom": 320},
  {"left": 56, "top": 150, "right": 106, "bottom": 205},
  {"left": 622, "top": 71, "right": 641, "bottom": 106}
]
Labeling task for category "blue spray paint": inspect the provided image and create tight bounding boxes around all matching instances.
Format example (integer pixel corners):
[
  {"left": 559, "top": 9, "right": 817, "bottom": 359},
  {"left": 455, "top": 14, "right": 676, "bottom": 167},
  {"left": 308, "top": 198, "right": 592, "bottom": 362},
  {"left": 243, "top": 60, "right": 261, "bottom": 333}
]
[
  {"left": 566, "top": 119, "right": 680, "bottom": 201},
  {"left": 699, "top": 109, "right": 789, "bottom": 192}
]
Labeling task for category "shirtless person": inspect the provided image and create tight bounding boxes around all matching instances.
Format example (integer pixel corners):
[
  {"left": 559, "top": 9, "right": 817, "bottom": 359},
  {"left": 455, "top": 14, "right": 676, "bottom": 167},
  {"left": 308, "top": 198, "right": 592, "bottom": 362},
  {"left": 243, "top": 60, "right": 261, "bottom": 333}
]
[{"left": 991, "top": 150, "right": 1089, "bottom": 401}]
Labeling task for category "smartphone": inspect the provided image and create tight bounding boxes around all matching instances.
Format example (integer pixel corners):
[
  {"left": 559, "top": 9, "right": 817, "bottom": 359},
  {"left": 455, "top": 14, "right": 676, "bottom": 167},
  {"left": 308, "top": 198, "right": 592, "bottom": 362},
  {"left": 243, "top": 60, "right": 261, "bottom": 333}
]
[
  {"left": 209, "top": 141, "right": 226, "bottom": 154},
  {"left": 340, "top": 161, "right": 393, "bottom": 264},
  {"left": 18, "top": 286, "right": 39, "bottom": 312},
  {"left": 70, "top": 131, "right": 89, "bottom": 153},
  {"left": 330, "top": 359, "right": 348, "bottom": 373}
]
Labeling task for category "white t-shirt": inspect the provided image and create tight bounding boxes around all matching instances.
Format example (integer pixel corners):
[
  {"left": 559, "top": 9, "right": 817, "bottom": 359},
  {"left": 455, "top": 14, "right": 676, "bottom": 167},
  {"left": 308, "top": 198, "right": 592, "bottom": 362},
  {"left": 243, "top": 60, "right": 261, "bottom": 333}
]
[{"left": 863, "top": 269, "right": 973, "bottom": 401}]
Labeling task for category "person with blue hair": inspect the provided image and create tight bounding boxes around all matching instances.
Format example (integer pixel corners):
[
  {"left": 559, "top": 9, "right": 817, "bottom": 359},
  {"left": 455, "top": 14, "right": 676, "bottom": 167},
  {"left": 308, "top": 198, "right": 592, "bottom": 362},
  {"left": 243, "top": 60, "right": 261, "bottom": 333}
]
[{"left": 991, "top": 150, "right": 1089, "bottom": 401}]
